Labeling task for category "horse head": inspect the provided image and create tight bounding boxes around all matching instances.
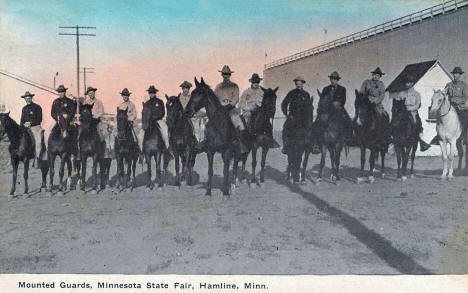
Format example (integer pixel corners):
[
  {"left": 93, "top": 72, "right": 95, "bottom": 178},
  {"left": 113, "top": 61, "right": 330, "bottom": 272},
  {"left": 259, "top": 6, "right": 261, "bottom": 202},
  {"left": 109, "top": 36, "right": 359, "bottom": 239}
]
[
  {"left": 428, "top": 89, "right": 448, "bottom": 120},
  {"left": 79, "top": 103, "right": 94, "bottom": 126},
  {"left": 184, "top": 77, "right": 210, "bottom": 118},
  {"left": 260, "top": 86, "right": 278, "bottom": 118},
  {"left": 142, "top": 101, "right": 155, "bottom": 131},
  {"left": 354, "top": 89, "right": 373, "bottom": 125},
  {"left": 116, "top": 107, "right": 130, "bottom": 139},
  {"left": 166, "top": 94, "right": 183, "bottom": 128},
  {"left": 56, "top": 110, "right": 73, "bottom": 139},
  {"left": 0, "top": 111, "right": 11, "bottom": 140}
]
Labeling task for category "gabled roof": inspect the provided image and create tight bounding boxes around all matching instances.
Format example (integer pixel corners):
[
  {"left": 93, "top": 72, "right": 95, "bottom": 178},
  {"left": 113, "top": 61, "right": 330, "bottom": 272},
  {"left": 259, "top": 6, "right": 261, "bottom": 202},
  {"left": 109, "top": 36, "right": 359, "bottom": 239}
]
[{"left": 386, "top": 60, "right": 451, "bottom": 93}]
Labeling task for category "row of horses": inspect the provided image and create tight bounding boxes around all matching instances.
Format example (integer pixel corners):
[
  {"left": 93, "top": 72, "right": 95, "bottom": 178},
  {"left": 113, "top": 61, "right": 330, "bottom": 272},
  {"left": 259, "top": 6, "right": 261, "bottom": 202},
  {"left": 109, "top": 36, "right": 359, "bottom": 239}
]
[{"left": 0, "top": 79, "right": 466, "bottom": 198}]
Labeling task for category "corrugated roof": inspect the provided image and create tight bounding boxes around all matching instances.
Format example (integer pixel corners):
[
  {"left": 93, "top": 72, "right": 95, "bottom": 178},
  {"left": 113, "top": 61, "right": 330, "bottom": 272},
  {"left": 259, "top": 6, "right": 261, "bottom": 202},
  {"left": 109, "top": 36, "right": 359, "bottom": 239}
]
[{"left": 386, "top": 60, "right": 440, "bottom": 92}]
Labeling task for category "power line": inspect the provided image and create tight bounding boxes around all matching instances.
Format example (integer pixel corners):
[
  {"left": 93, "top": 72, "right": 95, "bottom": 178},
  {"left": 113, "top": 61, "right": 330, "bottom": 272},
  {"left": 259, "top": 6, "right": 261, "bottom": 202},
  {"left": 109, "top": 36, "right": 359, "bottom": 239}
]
[
  {"left": 0, "top": 70, "right": 59, "bottom": 96},
  {"left": 59, "top": 25, "right": 96, "bottom": 114}
]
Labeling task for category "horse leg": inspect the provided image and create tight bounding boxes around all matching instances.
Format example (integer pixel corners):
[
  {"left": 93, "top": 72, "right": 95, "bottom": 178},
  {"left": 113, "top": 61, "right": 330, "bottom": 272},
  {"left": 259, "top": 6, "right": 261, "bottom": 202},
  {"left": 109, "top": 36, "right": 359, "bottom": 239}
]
[
  {"left": 9, "top": 159, "right": 19, "bottom": 196},
  {"left": 328, "top": 146, "right": 336, "bottom": 182},
  {"left": 232, "top": 152, "right": 239, "bottom": 187},
  {"left": 48, "top": 154, "right": 55, "bottom": 192},
  {"left": 357, "top": 146, "right": 366, "bottom": 184},
  {"left": 40, "top": 160, "right": 49, "bottom": 192},
  {"left": 409, "top": 142, "right": 417, "bottom": 178},
  {"left": 58, "top": 155, "right": 66, "bottom": 193},
  {"left": 300, "top": 150, "right": 310, "bottom": 183},
  {"left": 240, "top": 153, "right": 247, "bottom": 183},
  {"left": 317, "top": 144, "right": 327, "bottom": 183},
  {"left": 402, "top": 145, "right": 411, "bottom": 180},
  {"left": 156, "top": 152, "right": 163, "bottom": 189},
  {"left": 260, "top": 147, "right": 268, "bottom": 183},
  {"left": 206, "top": 151, "right": 214, "bottom": 196},
  {"left": 380, "top": 149, "right": 386, "bottom": 178},
  {"left": 395, "top": 144, "right": 402, "bottom": 180},
  {"left": 65, "top": 157, "right": 73, "bottom": 190},
  {"left": 369, "top": 148, "right": 376, "bottom": 183},
  {"left": 251, "top": 147, "right": 258, "bottom": 184},
  {"left": 116, "top": 155, "right": 123, "bottom": 190},
  {"left": 440, "top": 141, "right": 448, "bottom": 180},
  {"left": 447, "top": 140, "right": 456, "bottom": 179},
  {"left": 174, "top": 153, "right": 180, "bottom": 187},
  {"left": 23, "top": 159, "right": 30, "bottom": 194},
  {"left": 222, "top": 150, "right": 232, "bottom": 196},
  {"left": 91, "top": 155, "right": 98, "bottom": 192},
  {"left": 146, "top": 154, "right": 153, "bottom": 190},
  {"left": 286, "top": 155, "right": 292, "bottom": 182},
  {"left": 335, "top": 144, "right": 343, "bottom": 184},
  {"left": 80, "top": 156, "right": 87, "bottom": 191}
]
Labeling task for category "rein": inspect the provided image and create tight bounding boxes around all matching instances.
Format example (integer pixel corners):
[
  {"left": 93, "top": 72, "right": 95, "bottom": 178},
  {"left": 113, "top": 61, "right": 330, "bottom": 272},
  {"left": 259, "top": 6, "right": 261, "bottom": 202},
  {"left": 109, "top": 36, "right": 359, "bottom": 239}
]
[{"left": 437, "top": 95, "right": 452, "bottom": 118}]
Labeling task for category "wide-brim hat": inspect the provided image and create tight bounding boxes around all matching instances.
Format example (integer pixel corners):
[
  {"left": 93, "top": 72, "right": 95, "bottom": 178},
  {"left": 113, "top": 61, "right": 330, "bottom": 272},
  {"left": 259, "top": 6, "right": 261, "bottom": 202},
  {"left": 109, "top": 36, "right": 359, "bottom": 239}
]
[
  {"left": 56, "top": 84, "right": 67, "bottom": 92},
  {"left": 86, "top": 86, "right": 97, "bottom": 95},
  {"left": 328, "top": 71, "right": 341, "bottom": 80},
  {"left": 120, "top": 88, "right": 131, "bottom": 96},
  {"left": 451, "top": 66, "right": 464, "bottom": 74},
  {"left": 249, "top": 73, "right": 262, "bottom": 83},
  {"left": 179, "top": 81, "right": 193, "bottom": 88},
  {"left": 146, "top": 85, "right": 158, "bottom": 93},
  {"left": 293, "top": 76, "right": 306, "bottom": 83},
  {"left": 371, "top": 67, "right": 385, "bottom": 76},
  {"left": 219, "top": 65, "right": 234, "bottom": 74},
  {"left": 21, "top": 91, "right": 35, "bottom": 98}
]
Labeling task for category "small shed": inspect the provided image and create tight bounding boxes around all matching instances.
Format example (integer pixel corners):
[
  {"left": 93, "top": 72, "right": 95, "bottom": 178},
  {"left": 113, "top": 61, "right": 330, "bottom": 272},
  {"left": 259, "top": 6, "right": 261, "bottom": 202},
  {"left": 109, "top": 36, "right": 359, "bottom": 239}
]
[{"left": 386, "top": 60, "right": 452, "bottom": 156}]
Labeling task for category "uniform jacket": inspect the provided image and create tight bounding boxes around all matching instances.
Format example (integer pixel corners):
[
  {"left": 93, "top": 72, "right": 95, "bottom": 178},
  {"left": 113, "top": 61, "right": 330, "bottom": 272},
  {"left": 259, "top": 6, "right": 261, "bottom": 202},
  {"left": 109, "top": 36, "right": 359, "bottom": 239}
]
[
  {"left": 281, "top": 88, "right": 313, "bottom": 120},
  {"left": 318, "top": 84, "right": 346, "bottom": 114},
  {"left": 394, "top": 88, "right": 421, "bottom": 113},
  {"left": 51, "top": 96, "right": 77, "bottom": 121},
  {"left": 214, "top": 81, "right": 240, "bottom": 106},
  {"left": 239, "top": 87, "right": 263, "bottom": 114},
  {"left": 20, "top": 102, "right": 42, "bottom": 127},
  {"left": 118, "top": 100, "right": 137, "bottom": 122},
  {"left": 360, "top": 79, "right": 385, "bottom": 104},
  {"left": 83, "top": 97, "right": 104, "bottom": 119},
  {"left": 445, "top": 80, "right": 467, "bottom": 106},
  {"left": 145, "top": 97, "right": 165, "bottom": 120}
]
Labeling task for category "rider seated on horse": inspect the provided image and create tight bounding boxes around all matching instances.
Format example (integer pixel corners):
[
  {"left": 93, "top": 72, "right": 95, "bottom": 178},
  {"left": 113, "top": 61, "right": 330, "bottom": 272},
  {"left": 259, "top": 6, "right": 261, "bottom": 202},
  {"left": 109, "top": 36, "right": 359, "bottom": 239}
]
[
  {"left": 281, "top": 75, "right": 314, "bottom": 154},
  {"left": 179, "top": 80, "right": 207, "bottom": 142},
  {"left": 76, "top": 87, "right": 107, "bottom": 155},
  {"left": 20, "top": 91, "right": 44, "bottom": 166},
  {"left": 316, "top": 71, "right": 354, "bottom": 143},
  {"left": 239, "top": 73, "right": 265, "bottom": 134},
  {"left": 117, "top": 88, "right": 141, "bottom": 152},
  {"left": 49, "top": 84, "right": 77, "bottom": 140},
  {"left": 394, "top": 74, "right": 431, "bottom": 151},
  {"left": 144, "top": 85, "right": 172, "bottom": 159},
  {"left": 359, "top": 67, "right": 389, "bottom": 127}
]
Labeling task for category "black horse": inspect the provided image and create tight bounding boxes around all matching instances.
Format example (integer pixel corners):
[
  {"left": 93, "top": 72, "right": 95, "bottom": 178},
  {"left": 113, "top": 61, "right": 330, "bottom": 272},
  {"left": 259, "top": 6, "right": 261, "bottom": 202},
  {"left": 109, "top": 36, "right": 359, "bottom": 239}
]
[
  {"left": 0, "top": 112, "right": 48, "bottom": 196},
  {"left": 184, "top": 77, "right": 237, "bottom": 196},
  {"left": 166, "top": 94, "right": 197, "bottom": 187},
  {"left": 391, "top": 99, "right": 419, "bottom": 180},
  {"left": 354, "top": 90, "right": 391, "bottom": 183},
  {"left": 78, "top": 103, "right": 106, "bottom": 192},
  {"left": 115, "top": 107, "right": 139, "bottom": 191},
  {"left": 234, "top": 87, "right": 279, "bottom": 186},
  {"left": 142, "top": 101, "right": 170, "bottom": 190},
  {"left": 315, "top": 89, "right": 347, "bottom": 185},
  {"left": 47, "top": 110, "right": 77, "bottom": 194}
]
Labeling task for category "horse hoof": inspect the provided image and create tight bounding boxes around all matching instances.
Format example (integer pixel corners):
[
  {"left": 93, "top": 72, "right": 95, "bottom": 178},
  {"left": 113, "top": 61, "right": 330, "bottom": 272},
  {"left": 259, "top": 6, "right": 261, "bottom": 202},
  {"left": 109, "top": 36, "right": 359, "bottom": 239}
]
[
  {"left": 410, "top": 174, "right": 415, "bottom": 179},
  {"left": 258, "top": 182, "right": 264, "bottom": 188},
  {"left": 447, "top": 175, "right": 453, "bottom": 181},
  {"left": 381, "top": 173, "right": 386, "bottom": 179},
  {"left": 401, "top": 176, "right": 407, "bottom": 181},
  {"left": 356, "top": 177, "right": 366, "bottom": 184},
  {"left": 231, "top": 183, "right": 236, "bottom": 191},
  {"left": 368, "top": 176, "right": 375, "bottom": 183},
  {"left": 335, "top": 180, "right": 341, "bottom": 186},
  {"left": 89, "top": 189, "right": 97, "bottom": 195},
  {"left": 56, "top": 191, "right": 64, "bottom": 197}
]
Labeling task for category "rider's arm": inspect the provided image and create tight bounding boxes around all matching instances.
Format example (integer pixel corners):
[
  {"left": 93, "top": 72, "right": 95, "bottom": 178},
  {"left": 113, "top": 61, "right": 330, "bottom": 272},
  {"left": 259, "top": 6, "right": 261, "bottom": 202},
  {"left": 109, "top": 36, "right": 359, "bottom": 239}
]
[
  {"left": 231, "top": 85, "right": 240, "bottom": 106},
  {"left": 281, "top": 92, "right": 291, "bottom": 117},
  {"left": 127, "top": 102, "right": 137, "bottom": 122}
]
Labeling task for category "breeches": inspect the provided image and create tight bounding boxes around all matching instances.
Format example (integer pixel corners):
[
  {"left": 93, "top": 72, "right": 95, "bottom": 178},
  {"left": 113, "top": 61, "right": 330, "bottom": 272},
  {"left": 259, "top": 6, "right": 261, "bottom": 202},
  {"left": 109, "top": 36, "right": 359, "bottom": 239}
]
[
  {"left": 29, "top": 125, "right": 44, "bottom": 159},
  {"left": 229, "top": 108, "right": 245, "bottom": 130},
  {"left": 191, "top": 117, "right": 207, "bottom": 142}
]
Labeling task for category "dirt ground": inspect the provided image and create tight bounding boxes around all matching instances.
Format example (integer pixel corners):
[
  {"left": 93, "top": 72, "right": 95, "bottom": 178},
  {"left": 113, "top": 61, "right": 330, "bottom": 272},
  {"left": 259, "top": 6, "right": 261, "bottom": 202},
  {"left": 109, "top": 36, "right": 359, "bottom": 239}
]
[{"left": 0, "top": 138, "right": 467, "bottom": 274}]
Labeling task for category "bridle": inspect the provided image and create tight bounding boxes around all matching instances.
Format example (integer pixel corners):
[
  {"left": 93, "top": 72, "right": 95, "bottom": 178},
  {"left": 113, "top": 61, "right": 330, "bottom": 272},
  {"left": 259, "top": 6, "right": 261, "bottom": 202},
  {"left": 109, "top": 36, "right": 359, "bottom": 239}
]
[{"left": 436, "top": 92, "right": 451, "bottom": 118}]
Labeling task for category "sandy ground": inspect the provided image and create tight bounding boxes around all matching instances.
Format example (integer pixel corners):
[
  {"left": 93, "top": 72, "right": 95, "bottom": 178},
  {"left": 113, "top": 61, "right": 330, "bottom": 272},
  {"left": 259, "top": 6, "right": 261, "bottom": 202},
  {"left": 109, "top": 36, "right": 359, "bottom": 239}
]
[{"left": 0, "top": 138, "right": 467, "bottom": 274}]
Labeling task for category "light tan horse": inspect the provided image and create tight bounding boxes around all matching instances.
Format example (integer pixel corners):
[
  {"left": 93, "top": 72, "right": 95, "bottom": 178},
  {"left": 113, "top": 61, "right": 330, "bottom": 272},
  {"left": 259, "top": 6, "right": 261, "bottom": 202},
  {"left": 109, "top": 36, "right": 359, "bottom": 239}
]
[{"left": 428, "top": 90, "right": 462, "bottom": 180}]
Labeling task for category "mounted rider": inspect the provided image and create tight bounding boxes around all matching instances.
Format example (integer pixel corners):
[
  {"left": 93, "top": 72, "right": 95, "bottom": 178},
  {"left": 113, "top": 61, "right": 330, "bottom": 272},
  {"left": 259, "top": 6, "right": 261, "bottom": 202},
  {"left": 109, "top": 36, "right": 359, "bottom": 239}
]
[
  {"left": 20, "top": 91, "right": 44, "bottom": 164},
  {"left": 144, "top": 85, "right": 172, "bottom": 158},
  {"left": 394, "top": 74, "right": 431, "bottom": 151},
  {"left": 117, "top": 88, "right": 141, "bottom": 152},
  {"left": 214, "top": 65, "right": 251, "bottom": 153},
  {"left": 359, "top": 67, "right": 390, "bottom": 128},
  {"left": 179, "top": 80, "right": 206, "bottom": 142},
  {"left": 239, "top": 73, "right": 264, "bottom": 133},
  {"left": 50, "top": 85, "right": 77, "bottom": 145},
  {"left": 445, "top": 66, "right": 467, "bottom": 123},
  {"left": 281, "top": 76, "right": 313, "bottom": 154},
  {"left": 316, "top": 71, "right": 354, "bottom": 143}
]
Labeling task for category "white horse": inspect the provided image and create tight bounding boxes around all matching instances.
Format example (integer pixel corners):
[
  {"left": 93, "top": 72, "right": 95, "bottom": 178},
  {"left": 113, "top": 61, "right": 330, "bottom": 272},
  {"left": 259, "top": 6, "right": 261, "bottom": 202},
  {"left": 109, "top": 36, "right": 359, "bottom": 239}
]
[{"left": 428, "top": 90, "right": 462, "bottom": 180}]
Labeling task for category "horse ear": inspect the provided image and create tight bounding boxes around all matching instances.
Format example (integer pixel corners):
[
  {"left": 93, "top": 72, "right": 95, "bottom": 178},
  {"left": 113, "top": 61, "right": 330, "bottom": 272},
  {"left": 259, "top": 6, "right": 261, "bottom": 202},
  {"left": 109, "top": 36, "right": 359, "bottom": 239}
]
[
  {"left": 177, "top": 93, "right": 181, "bottom": 98},
  {"left": 5, "top": 111, "right": 10, "bottom": 116},
  {"left": 317, "top": 89, "right": 322, "bottom": 97},
  {"left": 355, "top": 89, "right": 359, "bottom": 96},
  {"left": 260, "top": 86, "right": 266, "bottom": 92},
  {"left": 165, "top": 94, "right": 169, "bottom": 99},
  {"left": 194, "top": 77, "right": 200, "bottom": 87},
  {"left": 274, "top": 87, "right": 279, "bottom": 93},
  {"left": 200, "top": 77, "right": 206, "bottom": 85}
]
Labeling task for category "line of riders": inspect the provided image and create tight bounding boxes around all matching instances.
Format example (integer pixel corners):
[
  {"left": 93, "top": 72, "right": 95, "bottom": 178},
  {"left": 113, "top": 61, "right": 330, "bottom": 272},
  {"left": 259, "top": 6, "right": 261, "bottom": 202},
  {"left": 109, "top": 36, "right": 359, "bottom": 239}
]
[{"left": 12, "top": 65, "right": 468, "bottom": 174}]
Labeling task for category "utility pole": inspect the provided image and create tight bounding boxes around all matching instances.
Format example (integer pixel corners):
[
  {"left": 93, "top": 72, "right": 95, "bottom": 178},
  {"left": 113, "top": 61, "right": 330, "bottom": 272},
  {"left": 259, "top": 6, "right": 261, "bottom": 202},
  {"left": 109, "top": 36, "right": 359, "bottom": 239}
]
[
  {"left": 80, "top": 67, "right": 95, "bottom": 96},
  {"left": 59, "top": 25, "right": 96, "bottom": 113},
  {"left": 53, "top": 72, "right": 59, "bottom": 88}
]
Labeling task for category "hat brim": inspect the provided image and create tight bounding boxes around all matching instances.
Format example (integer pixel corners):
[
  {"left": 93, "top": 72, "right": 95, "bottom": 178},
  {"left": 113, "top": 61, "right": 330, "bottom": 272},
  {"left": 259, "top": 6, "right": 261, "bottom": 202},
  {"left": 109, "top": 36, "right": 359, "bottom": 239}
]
[
  {"left": 371, "top": 71, "right": 385, "bottom": 75},
  {"left": 57, "top": 88, "right": 67, "bottom": 92},
  {"left": 86, "top": 88, "right": 97, "bottom": 94},
  {"left": 451, "top": 71, "right": 464, "bottom": 74},
  {"left": 328, "top": 76, "right": 341, "bottom": 80},
  {"left": 120, "top": 92, "right": 131, "bottom": 95},
  {"left": 21, "top": 94, "right": 35, "bottom": 98},
  {"left": 293, "top": 79, "right": 306, "bottom": 83},
  {"left": 219, "top": 71, "right": 234, "bottom": 74},
  {"left": 249, "top": 78, "right": 262, "bottom": 83}
]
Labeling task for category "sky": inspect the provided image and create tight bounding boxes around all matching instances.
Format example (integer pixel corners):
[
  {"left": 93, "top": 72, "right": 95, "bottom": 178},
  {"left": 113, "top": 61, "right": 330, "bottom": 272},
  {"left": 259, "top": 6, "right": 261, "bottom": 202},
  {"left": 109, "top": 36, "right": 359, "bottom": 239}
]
[{"left": 0, "top": 0, "right": 440, "bottom": 126}]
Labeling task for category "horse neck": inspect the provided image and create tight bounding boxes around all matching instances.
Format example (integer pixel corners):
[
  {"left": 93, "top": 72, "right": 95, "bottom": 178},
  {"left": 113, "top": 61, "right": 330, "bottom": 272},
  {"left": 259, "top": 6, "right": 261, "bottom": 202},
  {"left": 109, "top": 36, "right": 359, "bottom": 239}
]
[
  {"left": 204, "top": 89, "right": 221, "bottom": 119},
  {"left": 4, "top": 116, "right": 22, "bottom": 142}
]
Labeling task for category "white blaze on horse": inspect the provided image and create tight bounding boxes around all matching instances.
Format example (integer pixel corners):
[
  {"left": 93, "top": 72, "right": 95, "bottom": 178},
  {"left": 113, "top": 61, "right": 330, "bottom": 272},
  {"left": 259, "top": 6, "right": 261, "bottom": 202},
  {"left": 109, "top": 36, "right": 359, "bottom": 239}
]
[{"left": 428, "top": 90, "right": 462, "bottom": 180}]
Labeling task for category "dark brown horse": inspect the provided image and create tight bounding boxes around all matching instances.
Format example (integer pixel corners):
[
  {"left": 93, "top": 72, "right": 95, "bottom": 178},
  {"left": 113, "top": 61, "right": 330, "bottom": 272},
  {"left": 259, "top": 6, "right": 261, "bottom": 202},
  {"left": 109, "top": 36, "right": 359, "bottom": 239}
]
[
  {"left": 354, "top": 89, "right": 391, "bottom": 183},
  {"left": 115, "top": 107, "right": 139, "bottom": 191},
  {"left": 166, "top": 94, "right": 196, "bottom": 187},
  {"left": 184, "top": 77, "right": 237, "bottom": 196},
  {"left": 0, "top": 112, "right": 48, "bottom": 197}
]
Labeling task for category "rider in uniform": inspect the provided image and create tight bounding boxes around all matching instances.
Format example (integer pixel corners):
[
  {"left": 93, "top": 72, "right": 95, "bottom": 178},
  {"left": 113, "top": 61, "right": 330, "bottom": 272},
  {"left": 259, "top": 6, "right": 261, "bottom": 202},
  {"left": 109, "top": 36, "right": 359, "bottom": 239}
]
[
  {"left": 281, "top": 76, "right": 313, "bottom": 154},
  {"left": 359, "top": 67, "right": 389, "bottom": 128},
  {"left": 51, "top": 85, "right": 76, "bottom": 123},
  {"left": 117, "top": 88, "right": 141, "bottom": 154},
  {"left": 179, "top": 80, "right": 206, "bottom": 142},
  {"left": 317, "top": 71, "right": 354, "bottom": 143},
  {"left": 239, "top": 73, "right": 264, "bottom": 133},
  {"left": 394, "top": 75, "right": 430, "bottom": 151},
  {"left": 20, "top": 91, "right": 44, "bottom": 165}
]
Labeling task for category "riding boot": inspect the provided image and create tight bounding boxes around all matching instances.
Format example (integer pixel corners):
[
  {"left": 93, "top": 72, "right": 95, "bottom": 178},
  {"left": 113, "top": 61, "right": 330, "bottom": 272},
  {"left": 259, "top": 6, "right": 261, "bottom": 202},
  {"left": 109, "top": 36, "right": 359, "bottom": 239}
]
[
  {"left": 419, "top": 139, "right": 431, "bottom": 152},
  {"left": 194, "top": 139, "right": 208, "bottom": 153},
  {"left": 239, "top": 130, "right": 251, "bottom": 154},
  {"left": 430, "top": 135, "right": 440, "bottom": 145}
]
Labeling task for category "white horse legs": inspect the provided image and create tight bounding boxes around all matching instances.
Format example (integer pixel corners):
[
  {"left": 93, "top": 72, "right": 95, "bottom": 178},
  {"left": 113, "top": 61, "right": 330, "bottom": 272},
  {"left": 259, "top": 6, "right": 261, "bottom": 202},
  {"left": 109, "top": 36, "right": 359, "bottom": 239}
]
[{"left": 440, "top": 140, "right": 456, "bottom": 180}]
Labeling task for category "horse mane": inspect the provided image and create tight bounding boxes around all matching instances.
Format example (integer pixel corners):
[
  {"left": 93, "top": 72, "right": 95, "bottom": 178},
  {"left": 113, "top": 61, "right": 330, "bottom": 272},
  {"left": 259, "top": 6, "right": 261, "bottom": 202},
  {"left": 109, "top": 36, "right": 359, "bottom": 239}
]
[{"left": 194, "top": 77, "right": 222, "bottom": 109}]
